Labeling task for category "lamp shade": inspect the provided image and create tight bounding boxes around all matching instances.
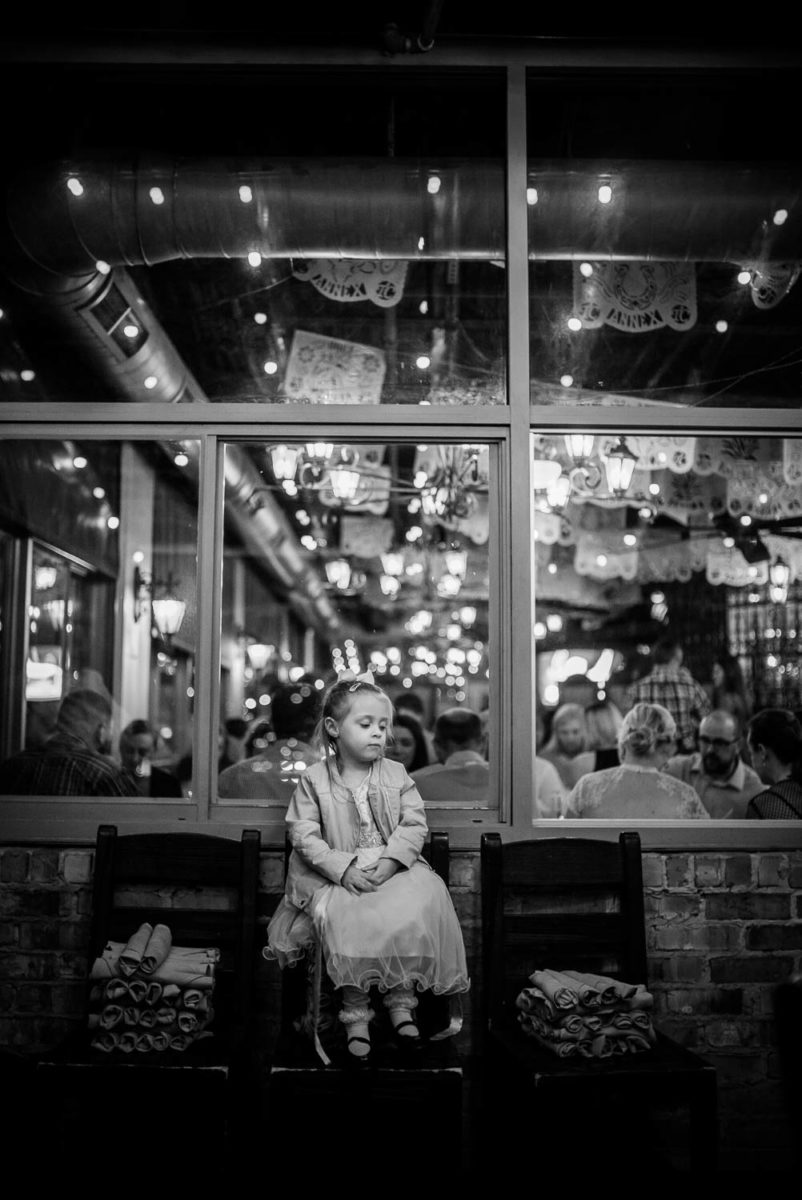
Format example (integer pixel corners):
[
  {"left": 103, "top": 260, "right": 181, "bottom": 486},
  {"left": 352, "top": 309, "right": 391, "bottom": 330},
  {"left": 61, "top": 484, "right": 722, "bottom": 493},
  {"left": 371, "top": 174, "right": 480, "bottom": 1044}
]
[
  {"left": 564, "top": 433, "right": 595, "bottom": 462},
  {"left": 270, "top": 444, "right": 301, "bottom": 481},
  {"left": 151, "top": 595, "right": 186, "bottom": 639},
  {"left": 603, "top": 436, "right": 639, "bottom": 495}
]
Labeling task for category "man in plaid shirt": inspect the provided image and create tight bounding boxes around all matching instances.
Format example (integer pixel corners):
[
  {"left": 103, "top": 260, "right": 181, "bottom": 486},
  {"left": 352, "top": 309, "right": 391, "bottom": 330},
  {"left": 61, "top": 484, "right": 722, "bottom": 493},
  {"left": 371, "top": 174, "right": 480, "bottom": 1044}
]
[{"left": 626, "top": 635, "right": 711, "bottom": 755}]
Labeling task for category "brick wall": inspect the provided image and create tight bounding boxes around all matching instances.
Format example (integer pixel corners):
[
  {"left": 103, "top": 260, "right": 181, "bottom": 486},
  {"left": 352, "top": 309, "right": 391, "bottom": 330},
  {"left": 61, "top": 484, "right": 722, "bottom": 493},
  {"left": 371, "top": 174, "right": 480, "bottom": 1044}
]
[{"left": 1, "top": 842, "right": 800, "bottom": 1170}]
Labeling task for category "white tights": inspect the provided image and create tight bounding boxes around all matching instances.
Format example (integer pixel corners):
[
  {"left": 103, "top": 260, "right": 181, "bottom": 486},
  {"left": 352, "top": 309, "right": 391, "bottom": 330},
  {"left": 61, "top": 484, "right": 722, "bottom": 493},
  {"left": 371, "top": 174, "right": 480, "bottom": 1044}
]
[{"left": 339, "top": 984, "right": 419, "bottom": 1054}]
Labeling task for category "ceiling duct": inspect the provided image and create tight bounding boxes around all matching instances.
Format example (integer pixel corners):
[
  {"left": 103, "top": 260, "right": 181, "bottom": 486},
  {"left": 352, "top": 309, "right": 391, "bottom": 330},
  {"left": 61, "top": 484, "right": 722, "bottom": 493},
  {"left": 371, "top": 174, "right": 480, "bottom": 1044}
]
[
  {"left": 0, "top": 255, "right": 339, "bottom": 637},
  {"left": 4, "top": 158, "right": 801, "bottom": 271}
]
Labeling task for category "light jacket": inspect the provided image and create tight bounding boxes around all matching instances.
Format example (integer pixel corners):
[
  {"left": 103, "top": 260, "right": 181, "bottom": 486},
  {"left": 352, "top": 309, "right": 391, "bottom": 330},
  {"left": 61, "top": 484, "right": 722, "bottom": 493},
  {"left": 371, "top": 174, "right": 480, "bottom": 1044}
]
[{"left": 284, "top": 756, "right": 429, "bottom": 911}]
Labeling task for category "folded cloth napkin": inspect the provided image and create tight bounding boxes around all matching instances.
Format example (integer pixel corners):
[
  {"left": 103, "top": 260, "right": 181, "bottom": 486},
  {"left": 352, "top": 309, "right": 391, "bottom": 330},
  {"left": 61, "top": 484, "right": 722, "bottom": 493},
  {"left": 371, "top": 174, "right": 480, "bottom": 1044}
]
[
  {"left": 155, "top": 1007, "right": 177, "bottom": 1026},
  {"left": 150, "top": 1030, "right": 170, "bottom": 1052},
  {"left": 628, "top": 986, "right": 654, "bottom": 1011},
  {"left": 118, "top": 1030, "right": 141, "bottom": 1053},
  {"left": 140, "top": 923, "right": 172, "bottom": 975},
  {"left": 145, "top": 981, "right": 164, "bottom": 1006},
  {"left": 177, "top": 1011, "right": 208, "bottom": 1034},
  {"left": 161, "top": 984, "right": 182, "bottom": 1005},
  {"left": 526, "top": 1030, "right": 594, "bottom": 1058},
  {"left": 516, "top": 985, "right": 564, "bottom": 1023},
  {"left": 529, "top": 968, "right": 580, "bottom": 1009},
  {"left": 118, "top": 923, "right": 153, "bottom": 977},
  {"left": 122, "top": 1006, "right": 141, "bottom": 1027},
  {"left": 138, "top": 1008, "right": 158, "bottom": 1029},
  {"left": 103, "top": 980, "right": 130, "bottom": 1002},
  {"left": 562, "top": 969, "right": 640, "bottom": 1005},
  {"left": 182, "top": 988, "right": 212, "bottom": 1010},
  {"left": 98, "top": 1004, "right": 124, "bottom": 1030},
  {"left": 168, "top": 1033, "right": 195, "bottom": 1052},
  {"left": 91, "top": 1031, "right": 120, "bottom": 1052},
  {"left": 126, "top": 979, "right": 149, "bottom": 1004},
  {"left": 90, "top": 943, "right": 219, "bottom": 987}
]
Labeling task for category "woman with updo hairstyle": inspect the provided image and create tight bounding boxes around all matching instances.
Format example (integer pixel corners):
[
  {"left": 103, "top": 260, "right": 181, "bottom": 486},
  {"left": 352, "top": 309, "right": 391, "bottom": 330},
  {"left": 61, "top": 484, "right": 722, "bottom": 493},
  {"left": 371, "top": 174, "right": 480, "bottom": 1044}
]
[
  {"left": 746, "top": 708, "right": 802, "bottom": 819},
  {"left": 564, "top": 702, "right": 710, "bottom": 819}
]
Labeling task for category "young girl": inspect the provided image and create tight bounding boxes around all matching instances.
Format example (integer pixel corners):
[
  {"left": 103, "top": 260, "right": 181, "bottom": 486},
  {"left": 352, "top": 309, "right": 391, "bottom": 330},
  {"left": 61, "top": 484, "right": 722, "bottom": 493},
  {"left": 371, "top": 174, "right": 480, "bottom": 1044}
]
[{"left": 264, "top": 671, "right": 470, "bottom": 1065}]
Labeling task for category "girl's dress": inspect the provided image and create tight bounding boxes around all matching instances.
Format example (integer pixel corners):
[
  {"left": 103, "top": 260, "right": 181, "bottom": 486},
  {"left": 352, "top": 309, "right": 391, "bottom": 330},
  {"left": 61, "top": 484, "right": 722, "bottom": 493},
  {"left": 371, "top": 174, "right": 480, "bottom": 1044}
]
[{"left": 265, "top": 758, "right": 469, "bottom": 1004}]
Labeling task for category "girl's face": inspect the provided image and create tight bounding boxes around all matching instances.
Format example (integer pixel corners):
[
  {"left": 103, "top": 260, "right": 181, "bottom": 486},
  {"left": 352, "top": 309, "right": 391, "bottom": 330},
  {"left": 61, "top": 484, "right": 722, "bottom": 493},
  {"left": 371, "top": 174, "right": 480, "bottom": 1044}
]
[
  {"left": 712, "top": 663, "right": 724, "bottom": 687},
  {"left": 385, "top": 725, "right": 417, "bottom": 769},
  {"left": 328, "top": 692, "right": 391, "bottom": 767}
]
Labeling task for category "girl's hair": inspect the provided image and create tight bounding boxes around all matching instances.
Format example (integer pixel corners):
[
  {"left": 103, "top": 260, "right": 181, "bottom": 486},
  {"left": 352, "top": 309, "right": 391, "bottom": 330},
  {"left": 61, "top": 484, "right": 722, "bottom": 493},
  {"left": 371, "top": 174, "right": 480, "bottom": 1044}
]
[
  {"left": 388, "top": 710, "right": 430, "bottom": 772},
  {"left": 314, "top": 677, "right": 392, "bottom": 759},
  {"left": 618, "top": 702, "right": 676, "bottom": 759},
  {"left": 747, "top": 708, "right": 802, "bottom": 782},
  {"left": 584, "top": 700, "right": 624, "bottom": 750}
]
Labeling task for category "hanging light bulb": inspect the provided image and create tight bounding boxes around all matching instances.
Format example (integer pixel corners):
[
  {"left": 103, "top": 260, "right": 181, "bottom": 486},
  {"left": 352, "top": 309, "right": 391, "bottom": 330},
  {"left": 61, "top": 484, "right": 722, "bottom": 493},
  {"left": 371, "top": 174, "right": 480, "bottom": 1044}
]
[
  {"left": 603, "top": 436, "right": 639, "bottom": 496},
  {"left": 564, "top": 433, "right": 595, "bottom": 464},
  {"left": 769, "top": 556, "right": 791, "bottom": 603},
  {"left": 444, "top": 548, "right": 468, "bottom": 580},
  {"left": 270, "top": 444, "right": 301, "bottom": 482},
  {"left": 324, "top": 559, "right": 352, "bottom": 590},
  {"left": 381, "top": 552, "right": 405, "bottom": 577}
]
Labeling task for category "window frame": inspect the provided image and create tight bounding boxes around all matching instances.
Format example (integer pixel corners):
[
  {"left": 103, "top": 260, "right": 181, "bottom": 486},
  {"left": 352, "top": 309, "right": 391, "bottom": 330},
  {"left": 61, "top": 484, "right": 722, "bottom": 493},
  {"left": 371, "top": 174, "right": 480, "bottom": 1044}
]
[{"left": 1, "top": 50, "right": 802, "bottom": 851}]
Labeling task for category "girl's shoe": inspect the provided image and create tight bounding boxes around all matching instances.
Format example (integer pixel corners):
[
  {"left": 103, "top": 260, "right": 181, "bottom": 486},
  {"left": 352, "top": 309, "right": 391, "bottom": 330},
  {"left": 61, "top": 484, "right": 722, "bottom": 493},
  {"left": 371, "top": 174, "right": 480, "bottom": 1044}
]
[
  {"left": 345, "top": 1034, "right": 372, "bottom": 1066},
  {"left": 390, "top": 1017, "right": 423, "bottom": 1049}
]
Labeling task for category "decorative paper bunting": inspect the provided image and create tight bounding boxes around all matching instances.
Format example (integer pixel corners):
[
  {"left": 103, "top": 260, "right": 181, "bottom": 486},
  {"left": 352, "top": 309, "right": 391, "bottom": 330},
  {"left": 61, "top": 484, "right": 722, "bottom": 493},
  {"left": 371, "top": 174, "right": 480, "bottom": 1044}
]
[
  {"left": 282, "top": 329, "right": 386, "bottom": 405},
  {"left": 292, "top": 259, "right": 408, "bottom": 308},
  {"left": 573, "top": 261, "right": 696, "bottom": 332}
]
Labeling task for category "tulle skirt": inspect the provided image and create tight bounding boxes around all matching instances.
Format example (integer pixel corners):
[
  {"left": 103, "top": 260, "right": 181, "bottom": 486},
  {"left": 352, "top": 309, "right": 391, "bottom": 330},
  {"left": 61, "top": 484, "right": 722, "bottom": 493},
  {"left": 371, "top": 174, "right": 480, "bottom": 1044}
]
[{"left": 265, "top": 861, "right": 470, "bottom": 996}]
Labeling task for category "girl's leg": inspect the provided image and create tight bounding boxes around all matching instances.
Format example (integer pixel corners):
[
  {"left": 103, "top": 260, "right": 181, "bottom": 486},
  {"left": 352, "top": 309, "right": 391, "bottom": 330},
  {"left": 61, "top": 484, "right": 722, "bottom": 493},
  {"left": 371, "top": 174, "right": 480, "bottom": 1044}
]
[
  {"left": 384, "top": 985, "right": 421, "bottom": 1040},
  {"left": 338, "top": 985, "right": 373, "bottom": 1060}
]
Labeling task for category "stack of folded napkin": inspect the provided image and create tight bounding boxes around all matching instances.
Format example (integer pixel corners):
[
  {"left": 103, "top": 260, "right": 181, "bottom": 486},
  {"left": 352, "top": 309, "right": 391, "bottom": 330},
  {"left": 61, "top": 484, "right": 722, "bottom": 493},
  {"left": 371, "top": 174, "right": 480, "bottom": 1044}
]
[
  {"left": 516, "top": 968, "right": 657, "bottom": 1058},
  {"left": 87, "top": 922, "right": 220, "bottom": 1053}
]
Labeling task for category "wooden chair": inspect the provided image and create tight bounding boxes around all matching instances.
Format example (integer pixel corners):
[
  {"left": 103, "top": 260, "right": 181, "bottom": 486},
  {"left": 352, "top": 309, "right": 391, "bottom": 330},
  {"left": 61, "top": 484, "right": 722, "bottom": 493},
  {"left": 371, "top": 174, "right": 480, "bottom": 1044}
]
[
  {"left": 269, "top": 832, "right": 464, "bottom": 1171},
  {"left": 35, "top": 824, "right": 262, "bottom": 1182},
  {"left": 480, "top": 831, "right": 718, "bottom": 1174}
]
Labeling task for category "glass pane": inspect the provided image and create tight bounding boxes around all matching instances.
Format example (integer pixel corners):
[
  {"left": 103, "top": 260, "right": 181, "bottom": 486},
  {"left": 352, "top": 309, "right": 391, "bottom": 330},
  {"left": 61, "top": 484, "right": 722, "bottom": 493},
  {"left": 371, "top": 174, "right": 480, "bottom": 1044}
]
[
  {"left": 527, "top": 73, "right": 802, "bottom": 409},
  {"left": 0, "top": 439, "right": 198, "bottom": 798},
  {"left": 533, "top": 430, "right": 802, "bottom": 820},
  {"left": 0, "top": 69, "right": 506, "bottom": 407},
  {"left": 217, "top": 439, "right": 493, "bottom": 809}
]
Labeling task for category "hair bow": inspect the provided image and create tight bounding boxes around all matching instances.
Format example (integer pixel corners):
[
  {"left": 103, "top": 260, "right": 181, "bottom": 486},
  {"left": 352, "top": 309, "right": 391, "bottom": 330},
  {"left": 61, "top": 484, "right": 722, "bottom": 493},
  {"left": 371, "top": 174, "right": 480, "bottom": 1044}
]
[{"left": 338, "top": 669, "right": 375, "bottom": 688}]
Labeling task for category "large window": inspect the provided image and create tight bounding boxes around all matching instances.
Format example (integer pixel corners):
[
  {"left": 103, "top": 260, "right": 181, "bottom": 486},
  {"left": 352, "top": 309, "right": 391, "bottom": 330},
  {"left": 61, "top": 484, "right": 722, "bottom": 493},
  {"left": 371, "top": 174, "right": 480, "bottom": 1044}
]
[{"left": 1, "top": 53, "right": 801, "bottom": 845}]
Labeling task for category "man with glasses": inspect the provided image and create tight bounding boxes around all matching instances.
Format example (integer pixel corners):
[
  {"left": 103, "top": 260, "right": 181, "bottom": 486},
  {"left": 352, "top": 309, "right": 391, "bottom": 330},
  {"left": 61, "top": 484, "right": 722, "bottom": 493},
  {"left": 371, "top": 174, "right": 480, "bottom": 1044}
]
[{"left": 664, "top": 709, "right": 763, "bottom": 818}]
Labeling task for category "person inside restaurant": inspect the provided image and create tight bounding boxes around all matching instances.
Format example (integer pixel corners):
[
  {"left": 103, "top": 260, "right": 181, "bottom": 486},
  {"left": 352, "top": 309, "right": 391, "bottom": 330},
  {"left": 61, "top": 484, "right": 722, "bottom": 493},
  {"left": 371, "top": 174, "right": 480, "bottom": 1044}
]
[{"left": 664, "top": 709, "right": 763, "bottom": 819}]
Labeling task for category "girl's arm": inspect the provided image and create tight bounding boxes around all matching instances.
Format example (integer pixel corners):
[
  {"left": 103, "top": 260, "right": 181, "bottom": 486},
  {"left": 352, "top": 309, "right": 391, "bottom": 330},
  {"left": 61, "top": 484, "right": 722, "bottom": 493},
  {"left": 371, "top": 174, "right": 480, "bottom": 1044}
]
[
  {"left": 287, "top": 773, "right": 357, "bottom": 884},
  {"left": 382, "top": 771, "right": 428, "bottom": 868}
]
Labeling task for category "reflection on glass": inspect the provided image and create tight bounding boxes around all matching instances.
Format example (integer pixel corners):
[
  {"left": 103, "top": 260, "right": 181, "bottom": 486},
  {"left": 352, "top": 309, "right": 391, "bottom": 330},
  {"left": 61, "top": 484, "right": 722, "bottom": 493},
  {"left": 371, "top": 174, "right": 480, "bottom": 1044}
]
[
  {"left": 527, "top": 76, "right": 802, "bottom": 410},
  {"left": 0, "top": 439, "right": 198, "bottom": 798},
  {"left": 1, "top": 74, "right": 507, "bottom": 408},
  {"left": 218, "top": 440, "right": 493, "bottom": 809},
  {"left": 533, "top": 431, "right": 802, "bottom": 820}
]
